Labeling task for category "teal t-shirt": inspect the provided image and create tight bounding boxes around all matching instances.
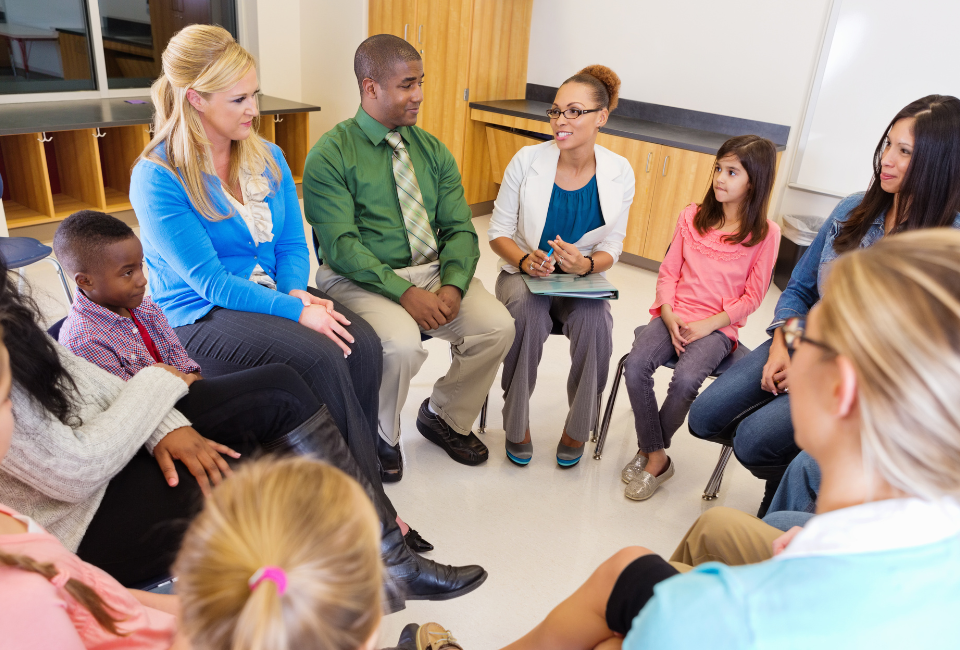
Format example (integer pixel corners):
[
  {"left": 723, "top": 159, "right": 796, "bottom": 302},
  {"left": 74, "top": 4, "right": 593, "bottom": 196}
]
[{"left": 624, "top": 535, "right": 960, "bottom": 649}]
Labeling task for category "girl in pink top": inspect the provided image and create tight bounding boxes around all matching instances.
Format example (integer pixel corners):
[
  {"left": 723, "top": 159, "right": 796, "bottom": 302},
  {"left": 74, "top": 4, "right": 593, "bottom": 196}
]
[
  {"left": 620, "top": 135, "right": 781, "bottom": 501},
  {"left": 0, "top": 331, "right": 183, "bottom": 649}
]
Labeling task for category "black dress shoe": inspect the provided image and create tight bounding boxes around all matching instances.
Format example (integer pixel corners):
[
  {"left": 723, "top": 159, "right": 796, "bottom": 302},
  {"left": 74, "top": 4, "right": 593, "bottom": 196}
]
[
  {"left": 394, "top": 622, "right": 420, "bottom": 650},
  {"left": 376, "top": 434, "right": 403, "bottom": 483},
  {"left": 415, "top": 399, "right": 489, "bottom": 466},
  {"left": 404, "top": 556, "right": 488, "bottom": 601},
  {"left": 404, "top": 527, "right": 434, "bottom": 553}
]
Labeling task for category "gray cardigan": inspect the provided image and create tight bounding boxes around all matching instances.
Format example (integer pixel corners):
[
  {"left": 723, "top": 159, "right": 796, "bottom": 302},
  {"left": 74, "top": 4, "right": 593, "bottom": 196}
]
[{"left": 0, "top": 341, "right": 191, "bottom": 551}]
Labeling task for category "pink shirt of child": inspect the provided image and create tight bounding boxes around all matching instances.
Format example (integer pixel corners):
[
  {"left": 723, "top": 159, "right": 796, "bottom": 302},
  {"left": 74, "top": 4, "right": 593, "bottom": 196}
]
[
  {"left": 651, "top": 204, "right": 781, "bottom": 346},
  {"left": 0, "top": 503, "right": 176, "bottom": 649}
]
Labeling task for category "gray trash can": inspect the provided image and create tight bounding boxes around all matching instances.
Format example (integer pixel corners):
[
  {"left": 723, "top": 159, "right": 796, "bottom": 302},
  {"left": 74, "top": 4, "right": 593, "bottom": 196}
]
[{"left": 774, "top": 215, "right": 827, "bottom": 291}]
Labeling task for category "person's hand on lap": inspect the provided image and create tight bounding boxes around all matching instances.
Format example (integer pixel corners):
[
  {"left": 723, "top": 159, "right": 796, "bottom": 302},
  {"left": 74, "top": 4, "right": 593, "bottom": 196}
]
[
  {"left": 772, "top": 526, "right": 803, "bottom": 555},
  {"left": 660, "top": 305, "right": 689, "bottom": 356},
  {"left": 522, "top": 249, "right": 555, "bottom": 277},
  {"left": 153, "top": 363, "right": 199, "bottom": 387},
  {"left": 153, "top": 426, "right": 240, "bottom": 497},
  {"left": 679, "top": 319, "right": 716, "bottom": 345},
  {"left": 400, "top": 286, "right": 451, "bottom": 331},
  {"left": 289, "top": 288, "right": 337, "bottom": 314},
  {"left": 436, "top": 285, "right": 463, "bottom": 321},
  {"left": 298, "top": 303, "right": 354, "bottom": 357},
  {"left": 762, "top": 330, "right": 792, "bottom": 394},
  {"left": 548, "top": 236, "right": 590, "bottom": 275}
]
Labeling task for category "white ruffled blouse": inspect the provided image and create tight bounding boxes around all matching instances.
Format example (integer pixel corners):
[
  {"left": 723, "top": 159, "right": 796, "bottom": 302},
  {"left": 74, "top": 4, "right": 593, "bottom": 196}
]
[{"left": 225, "top": 168, "right": 276, "bottom": 289}]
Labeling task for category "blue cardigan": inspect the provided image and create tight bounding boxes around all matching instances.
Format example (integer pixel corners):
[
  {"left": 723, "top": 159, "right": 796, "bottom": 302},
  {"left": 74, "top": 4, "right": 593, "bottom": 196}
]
[{"left": 130, "top": 143, "right": 310, "bottom": 327}]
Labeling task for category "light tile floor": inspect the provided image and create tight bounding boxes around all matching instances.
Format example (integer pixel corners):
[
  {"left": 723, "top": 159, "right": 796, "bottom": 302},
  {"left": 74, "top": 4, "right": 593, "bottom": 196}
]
[{"left": 24, "top": 212, "right": 773, "bottom": 649}]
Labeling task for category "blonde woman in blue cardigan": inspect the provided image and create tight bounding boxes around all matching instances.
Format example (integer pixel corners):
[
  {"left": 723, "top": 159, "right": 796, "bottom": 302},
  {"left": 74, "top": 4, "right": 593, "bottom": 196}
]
[
  {"left": 128, "top": 25, "right": 488, "bottom": 603},
  {"left": 489, "top": 65, "right": 635, "bottom": 468}
]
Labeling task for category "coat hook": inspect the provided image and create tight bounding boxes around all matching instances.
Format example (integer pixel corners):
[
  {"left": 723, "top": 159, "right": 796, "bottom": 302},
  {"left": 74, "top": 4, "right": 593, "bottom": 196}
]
[
  {"left": 37, "top": 132, "right": 53, "bottom": 143},
  {"left": 273, "top": 114, "right": 283, "bottom": 123},
  {"left": 93, "top": 128, "right": 107, "bottom": 138}
]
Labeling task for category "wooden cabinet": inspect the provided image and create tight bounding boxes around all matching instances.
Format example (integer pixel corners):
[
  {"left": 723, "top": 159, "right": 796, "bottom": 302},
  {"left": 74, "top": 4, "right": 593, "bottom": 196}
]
[
  {"left": 369, "top": 0, "right": 533, "bottom": 196},
  {"left": 641, "top": 146, "right": 716, "bottom": 260},
  {"left": 470, "top": 110, "right": 725, "bottom": 264}
]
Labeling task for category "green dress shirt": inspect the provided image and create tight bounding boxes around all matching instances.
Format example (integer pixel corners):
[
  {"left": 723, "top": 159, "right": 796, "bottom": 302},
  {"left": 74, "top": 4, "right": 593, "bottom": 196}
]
[{"left": 303, "top": 106, "right": 479, "bottom": 302}]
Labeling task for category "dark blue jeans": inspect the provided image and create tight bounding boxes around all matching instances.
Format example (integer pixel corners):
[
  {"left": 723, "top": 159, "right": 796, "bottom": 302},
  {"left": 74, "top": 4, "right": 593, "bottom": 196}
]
[{"left": 688, "top": 338, "right": 800, "bottom": 475}]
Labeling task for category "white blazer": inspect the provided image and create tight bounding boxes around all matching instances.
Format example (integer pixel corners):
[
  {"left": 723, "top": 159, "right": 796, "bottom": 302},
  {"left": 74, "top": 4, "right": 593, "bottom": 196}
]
[{"left": 488, "top": 140, "right": 636, "bottom": 273}]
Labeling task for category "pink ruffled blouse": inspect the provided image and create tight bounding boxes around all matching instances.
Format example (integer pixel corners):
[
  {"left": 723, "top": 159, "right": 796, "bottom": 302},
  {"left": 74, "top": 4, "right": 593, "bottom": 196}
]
[
  {"left": 650, "top": 204, "right": 781, "bottom": 346},
  {"left": 0, "top": 503, "right": 176, "bottom": 649}
]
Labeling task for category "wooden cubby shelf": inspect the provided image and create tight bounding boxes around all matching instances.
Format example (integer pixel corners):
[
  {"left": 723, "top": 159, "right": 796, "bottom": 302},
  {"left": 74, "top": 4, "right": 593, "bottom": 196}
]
[{"left": 0, "top": 95, "right": 319, "bottom": 233}]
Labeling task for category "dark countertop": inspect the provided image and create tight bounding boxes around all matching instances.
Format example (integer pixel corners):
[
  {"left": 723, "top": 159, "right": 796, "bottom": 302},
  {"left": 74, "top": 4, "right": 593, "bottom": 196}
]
[
  {"left": 470, "top": 99, "right": 787, "bottom": 155},
  {"left": 0, "top": 95, "right": 320, "bottom": 136}
]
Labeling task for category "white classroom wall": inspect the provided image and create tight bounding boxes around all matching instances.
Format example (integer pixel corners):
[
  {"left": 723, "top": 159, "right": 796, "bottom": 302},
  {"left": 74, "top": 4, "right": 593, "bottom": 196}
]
[
  {"left": 250, "top": 0, "right": 836, "bottom": 217},
  {"left": 526, "top": 0, "right": 834, "bottom": 220}
]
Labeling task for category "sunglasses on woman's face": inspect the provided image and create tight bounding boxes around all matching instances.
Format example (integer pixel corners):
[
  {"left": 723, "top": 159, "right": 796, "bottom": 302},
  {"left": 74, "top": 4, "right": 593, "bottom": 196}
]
[{"left": 783, "top": 317, "right": 836, "bottom": 354}]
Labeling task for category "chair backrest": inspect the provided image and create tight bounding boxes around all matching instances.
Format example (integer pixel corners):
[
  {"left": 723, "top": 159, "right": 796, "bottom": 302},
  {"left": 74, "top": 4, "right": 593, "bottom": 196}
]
[{"left": 47, "top": 317, "right": 67, "bottom": 340}]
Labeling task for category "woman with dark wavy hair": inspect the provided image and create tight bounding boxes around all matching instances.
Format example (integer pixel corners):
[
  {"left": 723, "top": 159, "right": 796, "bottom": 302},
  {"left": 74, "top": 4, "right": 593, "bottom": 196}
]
[
  {"left": 0, "top": 261, "right": 481, "bottom": 611},
  {"left": 689, "top": 94, "right": 960, "bottom": 515}
]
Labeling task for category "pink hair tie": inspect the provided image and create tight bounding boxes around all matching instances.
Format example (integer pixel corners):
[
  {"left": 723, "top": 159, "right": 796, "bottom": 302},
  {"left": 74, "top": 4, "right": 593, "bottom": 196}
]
[{"left": 248, "top": 566, "right": 287, "bottom": 595}]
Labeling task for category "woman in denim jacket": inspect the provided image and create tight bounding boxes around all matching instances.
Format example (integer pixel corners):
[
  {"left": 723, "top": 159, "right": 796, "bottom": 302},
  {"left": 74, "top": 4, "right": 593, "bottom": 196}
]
[{"left": 689, "top": 94, "right": 960, "bottom": 516}]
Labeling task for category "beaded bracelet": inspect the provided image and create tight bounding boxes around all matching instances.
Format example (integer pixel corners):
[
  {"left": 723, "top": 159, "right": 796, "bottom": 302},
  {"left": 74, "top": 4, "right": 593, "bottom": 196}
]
[
  {"left": 578, "top": 255, "right": 595, "bottom": 277},
  {"left": 518, "top": 253, "right": 531, "bottom": 272}
]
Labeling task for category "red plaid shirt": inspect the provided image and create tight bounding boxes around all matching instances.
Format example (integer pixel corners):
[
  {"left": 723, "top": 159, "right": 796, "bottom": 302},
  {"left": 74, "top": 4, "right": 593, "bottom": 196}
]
[{"left": 59, "top": 290, "right": 202, "bottom": 381}]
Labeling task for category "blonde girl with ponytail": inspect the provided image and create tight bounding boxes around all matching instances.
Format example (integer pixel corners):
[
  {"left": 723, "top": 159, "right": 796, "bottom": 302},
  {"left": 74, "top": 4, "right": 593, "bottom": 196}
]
[{"left": 174, "top": 456, "right": 463, "bottom": 650}]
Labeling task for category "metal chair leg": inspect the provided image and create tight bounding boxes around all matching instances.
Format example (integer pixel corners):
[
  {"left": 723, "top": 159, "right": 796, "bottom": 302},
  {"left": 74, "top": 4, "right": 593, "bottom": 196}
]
[
  {"left": 478, "top": 394, "right": 488, "bottom": 434},
  {"left": 594, "top": 353, "right": 628, "bottom": 459},
  {"left": 702, "top": 445, "right": 734, "bottom": 500},
  {"left": 42, "top": 256, "right": 73, "bottom": 304},
  {"left": 590, "top": 393, "right": 602, "bottom": 443}
]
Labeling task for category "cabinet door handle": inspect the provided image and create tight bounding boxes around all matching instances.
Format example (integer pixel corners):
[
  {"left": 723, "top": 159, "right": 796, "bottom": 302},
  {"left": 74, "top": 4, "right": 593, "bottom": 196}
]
[
  {"left": 645, "top": 151, "right": 652, "bottom": 172},
  {"left": 404, "top": 24, "right": 408, "bottom": 40},
  {"left": 418, "top": 24, "right": 423, "bottom": 44},
  {"left": 662, "top": 155, "right": 670, "bottom": 176}
]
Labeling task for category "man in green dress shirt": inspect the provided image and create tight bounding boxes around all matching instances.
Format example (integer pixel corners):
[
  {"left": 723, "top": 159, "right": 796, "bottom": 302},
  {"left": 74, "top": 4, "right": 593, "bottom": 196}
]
[{"left": 303, "top": 34, "right": 515, "bottom": 477}]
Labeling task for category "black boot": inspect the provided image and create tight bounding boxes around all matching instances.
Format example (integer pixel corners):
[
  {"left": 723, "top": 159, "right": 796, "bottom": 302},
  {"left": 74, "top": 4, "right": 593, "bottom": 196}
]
[
  {"left": 264, "top": 406, "right": 488, "bottom": 611},
  {"left": 740, "top": 462, "right": 790, "bottom": 519}
]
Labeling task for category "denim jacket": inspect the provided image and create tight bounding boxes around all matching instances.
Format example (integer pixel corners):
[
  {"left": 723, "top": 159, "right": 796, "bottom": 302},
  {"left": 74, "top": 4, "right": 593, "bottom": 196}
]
[{"left": 769, "top": 191, "right": 960, "bottom": 333}]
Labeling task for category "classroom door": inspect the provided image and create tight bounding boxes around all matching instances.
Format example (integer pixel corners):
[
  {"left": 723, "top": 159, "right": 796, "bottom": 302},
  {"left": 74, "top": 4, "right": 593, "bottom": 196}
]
[
  {"left": 414, "top": 0, "right": 473, "bottom": 164},
  {"left": 642, "top": 147, "right": 715, "bottom": 261}
]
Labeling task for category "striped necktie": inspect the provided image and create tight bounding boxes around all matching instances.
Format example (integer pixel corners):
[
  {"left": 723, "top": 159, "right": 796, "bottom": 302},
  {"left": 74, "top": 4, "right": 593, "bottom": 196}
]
[{"left": 384, "top": 130, "right": 439, "bottom": 265}]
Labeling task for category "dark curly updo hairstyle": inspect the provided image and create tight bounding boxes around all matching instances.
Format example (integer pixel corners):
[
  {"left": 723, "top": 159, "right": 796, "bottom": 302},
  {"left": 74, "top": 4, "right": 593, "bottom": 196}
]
[{"left": 560, "top": 64, "right": 621, "bottom": 113}]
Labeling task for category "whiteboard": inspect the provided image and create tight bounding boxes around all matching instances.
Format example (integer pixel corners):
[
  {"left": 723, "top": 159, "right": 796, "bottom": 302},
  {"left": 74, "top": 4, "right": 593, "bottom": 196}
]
[{"left": 791, "top": 0, "right": 960, "bottom": 198}]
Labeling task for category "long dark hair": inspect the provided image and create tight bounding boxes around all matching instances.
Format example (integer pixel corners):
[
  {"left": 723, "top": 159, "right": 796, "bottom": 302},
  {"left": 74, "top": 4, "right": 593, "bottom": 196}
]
[
  {"left": 833, "top": 95, "right": 960, "bottom": 253},
  {"left": 0, "top": 260, "right": 79, "bottom": 425},
  {"left": 695, "top": 135, "right": 776, "bottom": 247}
]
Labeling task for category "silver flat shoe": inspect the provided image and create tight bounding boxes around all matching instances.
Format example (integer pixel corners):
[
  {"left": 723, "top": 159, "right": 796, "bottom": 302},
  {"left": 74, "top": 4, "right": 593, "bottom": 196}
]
[
  {"left": 556, "top": 441, "right": 584, "bottom": 468},
  {"left": 506, "top": 440, "right": 533, "bottom": 466},
  {"left": 624, "top": 458, "right": 675, "bottom": 501},
  {"left": 621, "top": 451, "right": 649, "bottom": 484}
]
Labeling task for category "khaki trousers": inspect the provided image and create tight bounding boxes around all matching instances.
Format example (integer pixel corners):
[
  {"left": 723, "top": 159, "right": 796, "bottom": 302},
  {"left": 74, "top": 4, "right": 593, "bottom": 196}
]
[
  {"left": 668, "top": 506, "right": 780, "bottom": 573},
  {"left": 317, "top": 262, "right": 515, "bottom": 444}
]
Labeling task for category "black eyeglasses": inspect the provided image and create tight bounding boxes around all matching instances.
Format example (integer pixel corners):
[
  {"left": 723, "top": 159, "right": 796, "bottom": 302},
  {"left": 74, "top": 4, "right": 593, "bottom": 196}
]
[
  {"left": 783, "top": 317, "right": 835, "bottom": 354},
  {"left": 546, "top": 107, "right": 602, "bottom": 120}
]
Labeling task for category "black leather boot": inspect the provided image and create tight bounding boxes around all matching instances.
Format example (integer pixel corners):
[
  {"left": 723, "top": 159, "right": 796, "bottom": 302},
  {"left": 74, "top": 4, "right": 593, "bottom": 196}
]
[
  {"left": 264, "top": 406, "right": 488, "bottom": 611},
  {"left": 740, "top": 462, "right": 790, "bottom": 518}
]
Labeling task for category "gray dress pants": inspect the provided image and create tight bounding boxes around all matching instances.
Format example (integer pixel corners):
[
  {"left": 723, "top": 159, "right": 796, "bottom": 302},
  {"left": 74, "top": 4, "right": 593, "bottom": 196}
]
[{"left": 496, "top": 271, "right": 613, "bottom": 443}]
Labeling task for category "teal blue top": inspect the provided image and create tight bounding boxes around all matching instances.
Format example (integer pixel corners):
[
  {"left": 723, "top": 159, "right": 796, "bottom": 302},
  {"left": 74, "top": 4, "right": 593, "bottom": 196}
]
[
  {"left": 624, "top": 500, "right": 960, "bottom": 649},
  {"left": 537, "top": 175, "right": 604, "bottom": 253}
]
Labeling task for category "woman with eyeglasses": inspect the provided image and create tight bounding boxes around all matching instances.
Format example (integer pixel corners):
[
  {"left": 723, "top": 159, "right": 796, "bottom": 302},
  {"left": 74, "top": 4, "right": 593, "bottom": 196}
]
[
  {"left": 488, "top": 65, "right": 635, "bottom": 468},
  {"left": 500, "top": 228, "right": 960, "bottom": 650},
  {"left": 688, "top": 94, "right": 960, "bottom": 516}
]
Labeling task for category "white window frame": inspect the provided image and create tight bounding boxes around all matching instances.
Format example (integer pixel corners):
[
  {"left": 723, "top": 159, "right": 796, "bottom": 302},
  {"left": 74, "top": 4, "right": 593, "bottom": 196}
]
[{"left": 0, "top": 0, "right": 244, "bottom": 104}]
